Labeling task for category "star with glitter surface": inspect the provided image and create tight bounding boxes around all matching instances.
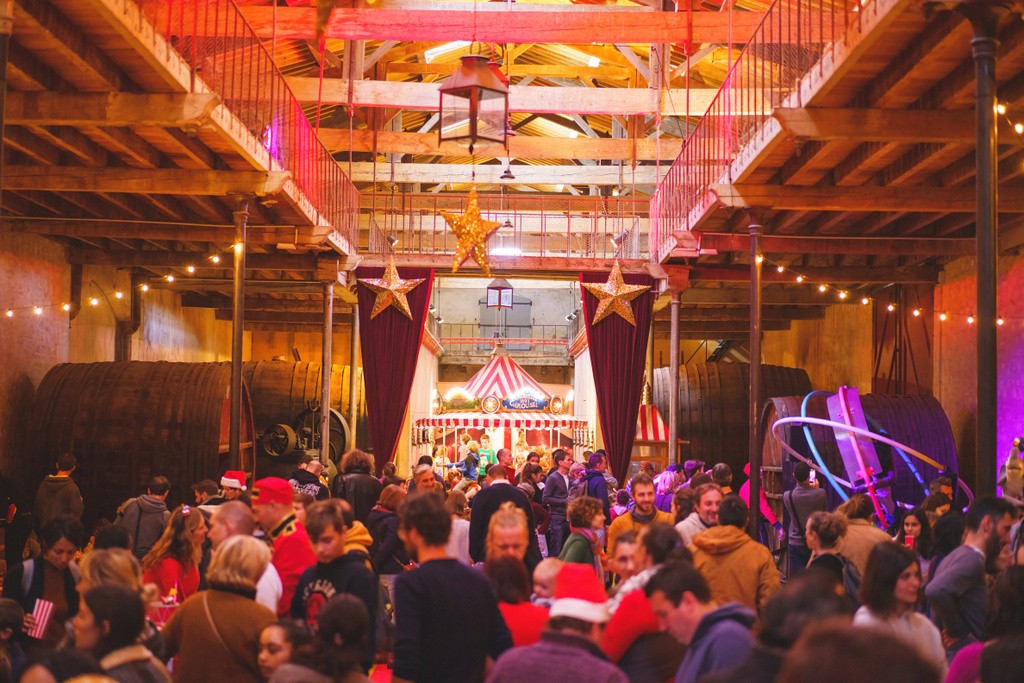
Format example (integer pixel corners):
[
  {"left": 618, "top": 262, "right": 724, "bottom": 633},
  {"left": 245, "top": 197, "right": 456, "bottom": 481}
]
[
  {"left": 440, "top": 186, "right": 502, "bottom": 277},
  {"left": 357, "top": 257, "right": 426, "bottom": 320},
  {"left": 582, "top": 260, "right": 651, "bottom": 326}
]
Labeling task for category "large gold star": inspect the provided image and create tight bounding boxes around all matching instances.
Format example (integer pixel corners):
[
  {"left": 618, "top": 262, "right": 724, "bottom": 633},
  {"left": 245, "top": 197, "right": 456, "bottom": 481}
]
[
  {"left": 582, "top": 260, "right": 651, "bottom": 326},
  {"left": 357, "top": 257, "right": 426, "bottom": 320},
  {"left": 440, "top": 186, "right": 502, "bottom": 277}
]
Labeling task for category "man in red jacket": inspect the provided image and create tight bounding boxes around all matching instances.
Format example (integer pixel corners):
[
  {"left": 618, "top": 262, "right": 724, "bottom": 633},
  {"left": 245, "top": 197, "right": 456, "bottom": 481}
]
[{"left": 252, "top": 477, "right": 316, "bottom": 616}]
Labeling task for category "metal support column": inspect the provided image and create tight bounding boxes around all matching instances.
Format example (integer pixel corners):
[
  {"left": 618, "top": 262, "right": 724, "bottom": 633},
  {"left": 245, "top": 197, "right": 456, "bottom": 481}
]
[
  {"left": 959, "top": 1, "right": 1007, "bottom": 497},
  {"left": 348, "top": 301, "right": 360, "bottom": 447},
  {"left": 748, "top": 222, "right": 763, "bottom": 539},
  {"left": 320, "top": 282, "right": 334, "bottom": 463},
  {"left": 668, "top": 290, "right": 681, "bottom": 465},
  {"left": 229, "top": 202, "right": 250, "bottom": 465},
  {"left": 0, "top": 0, "right": 14, "bottom": 212}
]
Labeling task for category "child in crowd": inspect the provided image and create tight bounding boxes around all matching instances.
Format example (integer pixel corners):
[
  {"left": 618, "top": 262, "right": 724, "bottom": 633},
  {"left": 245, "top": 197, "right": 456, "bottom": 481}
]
[
  {"left": 610, "top": 490, "right": 631, "bottom": 522},
  {"left": 258, "top": 620, "right": 312, "bottom": 681},
  {"left": 291, "top": 501, "right": 378, "bottom": 673},
  {"left": 530, "top": 558, "right": 563, "bottom": 608}
]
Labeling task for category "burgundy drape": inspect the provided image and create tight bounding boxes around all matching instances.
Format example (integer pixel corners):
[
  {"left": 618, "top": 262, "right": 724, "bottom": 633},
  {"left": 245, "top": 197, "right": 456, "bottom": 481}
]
[
  {"left": 356, "top": 267, "right": 434, "bottom": 472},
  {"left": 580, "top": 271, "right": 654, "bottom": 485}
]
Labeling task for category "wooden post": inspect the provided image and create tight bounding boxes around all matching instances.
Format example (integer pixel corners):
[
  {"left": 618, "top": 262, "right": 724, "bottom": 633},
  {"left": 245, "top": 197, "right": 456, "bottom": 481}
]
[
  {"left": 348, "top": 301, "right": 360, "bottom": 449},
  {"left": 0, "top": 0, "right": 13, "bottom": 211},
  {"left": 958, "top": 0, "right": 1007, "bottom": 497},
  {"left": 668, "top": 290, "right": 681, "bottom": 465},
  {"left": 748, "top": 220, "right": 763, "bottom": 540},
  {"left": 230, "top": 200, "right": 250, "bottom": 465},
  {"left": 320, "top": 281, "right": 334, "bottom": 464}
]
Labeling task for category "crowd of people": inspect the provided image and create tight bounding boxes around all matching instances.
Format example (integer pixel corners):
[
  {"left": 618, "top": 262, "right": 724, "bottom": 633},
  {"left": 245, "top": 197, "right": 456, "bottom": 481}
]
[{"left": 0, "top": 447, "right": 1022, "bottom": 683}]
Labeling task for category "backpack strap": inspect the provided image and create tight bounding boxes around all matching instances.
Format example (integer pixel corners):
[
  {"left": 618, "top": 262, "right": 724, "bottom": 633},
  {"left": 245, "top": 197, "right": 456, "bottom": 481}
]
[{"left": 784, "top": 490, "right": 807, "bottom": 543}]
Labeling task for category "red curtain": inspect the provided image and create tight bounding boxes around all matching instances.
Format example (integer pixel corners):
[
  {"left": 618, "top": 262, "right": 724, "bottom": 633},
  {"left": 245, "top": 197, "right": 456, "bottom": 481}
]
[
  {"left": 580, "top": 271, "right": 654, "bottom": 485},
  {"left": 356, "top": 267, "right": 434, "bottom": 472}
]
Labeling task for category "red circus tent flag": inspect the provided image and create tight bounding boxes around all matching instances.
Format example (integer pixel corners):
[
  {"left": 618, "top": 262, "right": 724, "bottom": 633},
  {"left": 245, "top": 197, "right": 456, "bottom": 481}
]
[
  {"left": 635, "top": 404, "right": 669, "bottom": 442},
  {"left": 463, "top": 344, "right": 552, "bottom": 401}
]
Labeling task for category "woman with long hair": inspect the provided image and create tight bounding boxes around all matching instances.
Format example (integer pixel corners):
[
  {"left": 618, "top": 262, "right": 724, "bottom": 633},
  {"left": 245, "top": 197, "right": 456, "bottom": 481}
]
[
  {"left": 141, "top": 505, "right": 206, "bottom": 603},
  {"left": 854, "top": 541, "right": 945, "bottom": 677},
  {"left": 161, "top": 535, "right": 275, "bottom": 682},
  {"left": 74, "top": 548, "right": 162, "bottom": 656},
  {"left": 269, "top": 594, "right": 371, "bottom": 683},
  {"left": 484, "top": 556, "right": 548, "bottom": 647},
  {"left": 366, "top": 484, "right": 410, "bottom": 605},
  {"left": 72, "top": 584, "right": 171, "bottom": 683}
]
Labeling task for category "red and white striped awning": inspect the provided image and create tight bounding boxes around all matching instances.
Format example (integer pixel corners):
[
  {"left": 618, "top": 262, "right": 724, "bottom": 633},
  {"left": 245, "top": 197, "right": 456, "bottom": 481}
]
[
  {"left": 463, "top": 347, "right": 552, "bottom": 401},
  {"left": 417, "top": 412, "right": 586, "bottom": 429},
  {"left": 636, "top": 404, "right": 669, "bottom": 441}
]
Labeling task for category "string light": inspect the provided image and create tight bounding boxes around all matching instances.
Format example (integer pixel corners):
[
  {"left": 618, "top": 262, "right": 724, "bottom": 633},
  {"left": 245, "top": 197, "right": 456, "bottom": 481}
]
[
  {"left": 140, "top": 284, "right": 149, "bottom": 292},
  {"left": 887, "top": 303, "right": 896, "bottom": 312},
  {"left": 187, "top": 265, "right": 195, "bottom": 274},
  {"left": 211, "top": 255, "right": 221, "bottom": 264},
  {"left": 861, "top": 297, "right": 870, "bottom": 305},
  {"left": 166, "top": 275, "right": 174, "bottom": 282},
  {"left": 838, "top": 291, "right": 848, "bottom": 300},
  {"left": 5, "top": 310, "right": 12, "bottom": 318},
  {"left": 795, "top": 275, "right": 804, "bottom": 283},
  {"left": 114, "top": 291, "right": 124, "bottom": 299},
  {"left": 33, "top": 307, "right": 42, "bottom": 315},
  {"left": 998, "top": 317, "right": 1005, "bottom": 326},
  {"left": 62, "top": 303, "right": 71, "bottom": 312},
  {"left": 912, "top": 308, "right": 921, "bottom": 317},
  {"left": 939, "top": 312, "right": 947, "bottom": 321},
  {"left": 755, "top": 254, "right": 764, "bottom": 264},
  {"left": 967, "top": 315, "right": 975, "bottom": 325},
  {"left": 89, "top": 298, "right": 99, "bottom": 307},
  {"left": 776, "top": 265, "right": 784, "bottom": 273},
  {"left": 818, "top": 284, "right": 827, "bottom": 293}
]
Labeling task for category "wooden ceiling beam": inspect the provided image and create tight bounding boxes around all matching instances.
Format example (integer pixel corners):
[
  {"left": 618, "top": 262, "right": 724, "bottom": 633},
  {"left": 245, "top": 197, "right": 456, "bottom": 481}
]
[
  {"left": 357, "top": 194, "right": 648, "bottom": 213},
  {"left": 13, "top": 0, "right": 127, "bottom": 91},
  {"left": 676, "top": 287, "right": 867, "bottom": 306},
  {"left": 773, "top": 108, "right": 1019, "bottom": 143},
  {"left": 213, "top": 310, "right": 355, "bottom": 325},
  {"left": 234, "top": 6, "right": 765, "bottom": 44},
  {"left": 68, "top": 248, "right": 329, "bottom": 271},
  {"left": 4, "top": 127, "right": 61, "bottom": 165},
  {"left": 320, "top": 129, "right": 682, "bottom": 161},
  {"left": 653, "top": 306, "right": 825, "bottom": 321},
  {"left": 709, "top": 183, "right": 1024, "bottom": 213},
  {"left": 4, "top": 167, "right": 291, "bottom": 196},
  {"left": 79, "top": 126, "right": 165, "bottom": 169},
  {"left": 688, "top": 264, "right": 940, "bottom": 284},
  {"left": 386, "top": 63, "right": 633, "bottom": 81},
  {"left": 180, "top": 293, "right": 344, "bottom": 313},
  {"left": 286, "top": 77, "right": 745, "bottom": 116},
  {"left": 6, "top": 219, "right": 327, "bottom": 247},
  {"left": 151, "top": 280, "right": 324, "bottom": 294},
  {"left": 652, "top": 320, "right": 792, "bottom": 334},
  {"left": 348, "top": 162, "right": 660, "bottom": 186},
  {"left": 695, "top": 232, "right": 974, "bottom": 256},
  {"left": 5, "top": 92, "right": 222, "bottom": 128},
  {"left": 26, "top": 126, "right": 108, "bottom": 166}
]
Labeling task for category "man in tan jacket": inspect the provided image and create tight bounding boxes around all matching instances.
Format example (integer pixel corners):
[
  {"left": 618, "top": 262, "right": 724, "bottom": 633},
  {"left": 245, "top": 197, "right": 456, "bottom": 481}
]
[
  {"left": 689, "top": 494, "right": 781, "bottom": 616},
  {"left": 607, "top": 473, "right": 674, "bottom": 551}
]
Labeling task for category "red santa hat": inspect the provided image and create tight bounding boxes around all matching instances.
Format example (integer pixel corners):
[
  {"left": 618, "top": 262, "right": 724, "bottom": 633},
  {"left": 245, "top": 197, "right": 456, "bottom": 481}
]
[
  {"left": 549, "top": 563, "right": 609, "bottom": 624},
  {"left": 220, "top": 470, "right": 247, "bottom": 491}
]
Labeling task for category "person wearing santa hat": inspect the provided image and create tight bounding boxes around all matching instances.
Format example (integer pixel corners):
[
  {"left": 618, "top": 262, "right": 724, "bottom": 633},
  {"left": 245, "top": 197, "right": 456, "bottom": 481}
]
[
  {"left": 487, "top": 562, "right": 628, "bottom": 683},
  {"left": 251, "top": 477, "right": 316, "bottom": 618},
  {"left": 220, "top": 470, "right": 252, "bottom": 506}
]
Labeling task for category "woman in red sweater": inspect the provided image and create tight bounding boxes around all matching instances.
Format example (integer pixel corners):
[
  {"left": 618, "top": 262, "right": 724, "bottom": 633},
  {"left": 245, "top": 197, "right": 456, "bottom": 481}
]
[
  {"left": 485, "top": 556, "right": 549, "bottom": 646},
  {"left": 142, "top": 505, "right": 207, "bottom": 602}
]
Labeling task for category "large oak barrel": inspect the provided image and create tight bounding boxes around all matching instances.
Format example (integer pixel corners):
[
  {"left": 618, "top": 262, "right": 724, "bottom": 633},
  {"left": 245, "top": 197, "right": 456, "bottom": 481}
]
[
  {"left": 242, "top": 361, "right": 364, "bottom": 474},
  {"left": 760, "top": 393, "right": 959, "bottom": 511},
  {"left": 652, "top": 362, "right": 812, "bottom": 476},
  {"left": 242, "top": 360, "right": 365, "bottom": 433},
  {"left": 30, "top": 362, "right": 255, "bottom": 523}
]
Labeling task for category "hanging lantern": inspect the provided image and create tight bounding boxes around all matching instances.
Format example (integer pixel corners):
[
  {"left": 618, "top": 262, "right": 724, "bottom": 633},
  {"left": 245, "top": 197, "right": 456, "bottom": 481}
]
[
  {"left": 438, "top": 55, "right": 509, "bottom": 153},
  {"left": 486, "top": 277, "right": 514, "bottom": 309}
]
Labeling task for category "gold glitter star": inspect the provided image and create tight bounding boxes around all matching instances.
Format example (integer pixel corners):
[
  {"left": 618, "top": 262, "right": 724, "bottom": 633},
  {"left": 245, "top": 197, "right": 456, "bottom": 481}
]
[
  {"left": 440, "top": 186, "right": 502, "bottom": 277},
  {"left": 358, "top": 256, "right": 426, "bottom": 320},
  {"left": 582, "top": 260, "right": 651, "bottom": 326}
]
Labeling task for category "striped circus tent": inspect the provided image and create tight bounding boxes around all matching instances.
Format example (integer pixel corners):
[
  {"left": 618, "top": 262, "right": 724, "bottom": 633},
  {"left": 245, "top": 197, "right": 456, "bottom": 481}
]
[
  {"left": 417, "top": 412, "right": 586, "bottom": 429},
  {"left": 636, "top": 404, "right": 669, "bottom": 441},
  {"left": 463, "top": 345, "right": 552, "bottom": 401}
]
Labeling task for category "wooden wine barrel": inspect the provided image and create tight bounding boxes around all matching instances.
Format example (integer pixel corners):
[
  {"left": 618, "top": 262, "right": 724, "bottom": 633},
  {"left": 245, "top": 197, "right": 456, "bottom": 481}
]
[
  {"left": 652, "top": 362, "right": 812, "bottom": 474},
  {"left": 760, "top": 393, "right": 959, "bottom": 510},
  {"left": 30, "top": 362, "right": 255, "bottom": 523},
  {"left": 242, "top": 360, "right": 365, "bottom": 435}
]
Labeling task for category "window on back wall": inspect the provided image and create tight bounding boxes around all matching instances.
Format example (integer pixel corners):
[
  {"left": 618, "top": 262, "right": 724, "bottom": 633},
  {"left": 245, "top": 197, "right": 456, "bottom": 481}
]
[{"left": 478, "top": 296, "right": 532, "bottom": 351}]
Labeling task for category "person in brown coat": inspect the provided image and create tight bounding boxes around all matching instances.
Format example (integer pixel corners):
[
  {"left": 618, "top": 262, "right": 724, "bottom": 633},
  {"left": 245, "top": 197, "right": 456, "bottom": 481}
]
[
  {"left": 834, "top": 493, "right": 894, "bottom": 576},
  {"left": 690, "top": 494, "right": 781, "bottom": 616},
  {"left": 162, "top": 535, "right": 276, "bottom": 682}
]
